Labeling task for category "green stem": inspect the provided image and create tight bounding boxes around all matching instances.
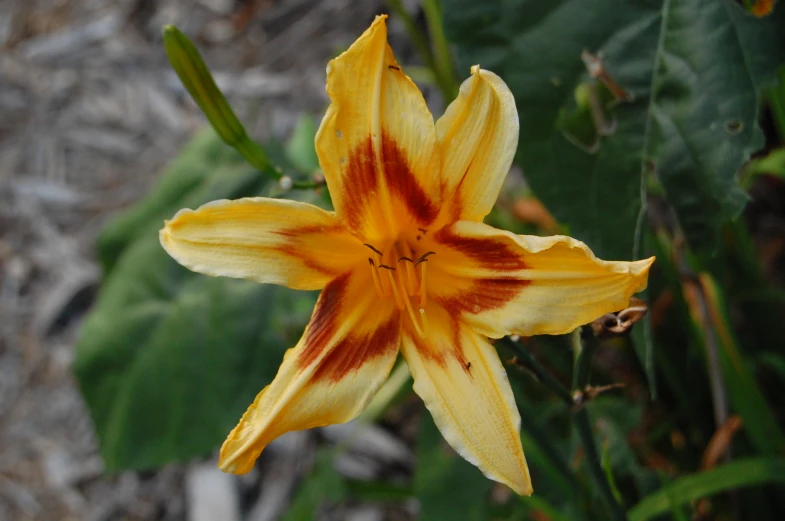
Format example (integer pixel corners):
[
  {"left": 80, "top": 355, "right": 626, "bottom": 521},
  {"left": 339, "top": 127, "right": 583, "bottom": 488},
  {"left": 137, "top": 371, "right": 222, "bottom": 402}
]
[
  {"left": 421, "top": 0, "right": 458, "bottom": 100},
  {"left": 502, "top": 335, "right": 628, "bottom": 521},
  {"left": 163, "top": 25, "right": 318, "bottom": 190},
  {"left": 572, "top": 328, "right": 595, "bottom": 390},
  {"left": 574, "top": 409, "right": 627, "bottom": 521},
  {"left": 500, "top": 337, "right": 573, "bottom": 405},
  {"left": 387, "top": 0, "right": 437, "bottom": 71},
  {"left": 768, "top": 67, "right": 785, "bottom": 141},
  {"left": 572, "top": 329, "right": 629, "bottom": 521}
]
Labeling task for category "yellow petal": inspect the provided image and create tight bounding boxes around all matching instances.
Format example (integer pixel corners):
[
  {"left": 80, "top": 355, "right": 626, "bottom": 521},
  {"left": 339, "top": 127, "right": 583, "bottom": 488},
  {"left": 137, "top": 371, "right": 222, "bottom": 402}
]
[
  {"left": 315, "top": 15, "right": 441, "bottom": 243},
  {"left": 401, "top": 304, "right": 532, "bottom": 495},
  {"left": 435, "top": 66, "right": 518, "bottom": 222},
  {"left": 428, "top": 220, "right": 654, "bottom": 337},
  {"left": 160, "top": 197, "right": 365, "bottom": 291},
  {"left": 220, "top": 272, "right": 401, "bottom": 474}
]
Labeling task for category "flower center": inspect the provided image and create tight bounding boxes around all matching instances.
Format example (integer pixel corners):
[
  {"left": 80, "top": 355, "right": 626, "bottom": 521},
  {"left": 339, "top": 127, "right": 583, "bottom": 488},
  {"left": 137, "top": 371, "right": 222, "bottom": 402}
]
[{"left": 364, "top": 239, "right": 433, "bottom": 338}]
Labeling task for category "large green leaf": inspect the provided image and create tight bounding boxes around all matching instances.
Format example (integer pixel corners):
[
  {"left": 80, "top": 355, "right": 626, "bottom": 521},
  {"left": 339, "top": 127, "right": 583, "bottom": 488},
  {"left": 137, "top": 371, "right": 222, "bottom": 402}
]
[
  {"left": 75, "top": 129, "right": 317, "bottom": 470},
  {"left": 443, "top": 0, "right": 785, "bottom": 257},
  {"left": 414, "top": 410, "right": 492, "bottom": 521},
  {"left": 628, "top": 458, "right": 785, "bottom": 521}
]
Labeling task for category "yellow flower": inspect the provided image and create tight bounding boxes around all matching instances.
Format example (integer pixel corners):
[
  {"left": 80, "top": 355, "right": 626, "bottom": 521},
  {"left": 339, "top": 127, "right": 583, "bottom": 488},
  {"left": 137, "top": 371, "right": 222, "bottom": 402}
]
[{"left": 159, "top": 15, "right": 653, "bottom": 495}]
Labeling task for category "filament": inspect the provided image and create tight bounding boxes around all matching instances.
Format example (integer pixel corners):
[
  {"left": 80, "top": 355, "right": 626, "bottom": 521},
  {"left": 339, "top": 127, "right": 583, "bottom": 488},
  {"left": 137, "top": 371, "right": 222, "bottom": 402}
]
[
  {"left": 368, "top": 259, "right": 386, "bottom": 298},
  {"left": 419, "top": 260, "right": 428, "bottom": 308},
  {"left": 385, "top": 268, "right": 406, "bottom": 310}
]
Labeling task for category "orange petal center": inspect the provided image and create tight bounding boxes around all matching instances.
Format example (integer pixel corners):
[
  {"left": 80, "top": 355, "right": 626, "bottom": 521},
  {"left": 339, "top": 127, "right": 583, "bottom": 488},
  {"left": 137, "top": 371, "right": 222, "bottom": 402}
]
[{"left": 363, "top": 231, "right": 436, "bottom": 338}]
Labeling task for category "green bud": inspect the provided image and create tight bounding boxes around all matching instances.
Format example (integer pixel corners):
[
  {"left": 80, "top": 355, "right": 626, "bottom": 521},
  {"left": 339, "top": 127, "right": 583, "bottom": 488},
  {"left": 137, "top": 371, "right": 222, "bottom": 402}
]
[{"left": 162, "top": 25, "right": 273, "bottom": 174}]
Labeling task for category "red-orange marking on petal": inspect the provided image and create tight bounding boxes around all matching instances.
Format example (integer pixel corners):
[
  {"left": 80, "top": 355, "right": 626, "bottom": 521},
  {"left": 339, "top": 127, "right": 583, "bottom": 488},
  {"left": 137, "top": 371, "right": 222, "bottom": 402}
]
[
  {"left": 272, "top": 225, "right": 346, "bottom": 277},
  {"left": 312, "top": 316, "right": 400, "bottom": 382},
  {"left": 342, "top": 135, "right": 438, "bottom": 230},
  {"left": 273, "top": 224, "right": 339, "bottom": 238},
  {"left": 408, "top": 313, "right": 466, "bottom": 370},
  {"left": 381, "top": 132, "right": 438, "bottom": 225},
  {"left": 449, "top": 317, "right": 471, "bottom": 376},
  {"left": 343, "top": 138, "right": 378, "bottom": 231},
  {"left": 298, "top": 273, "right": 351, "bottom": 369},
  {"left": 437, "top": 277, "right": 530, "bottom": 317},
  {"left": 435, "top": 227, "right": 528, "bottom": 272}
]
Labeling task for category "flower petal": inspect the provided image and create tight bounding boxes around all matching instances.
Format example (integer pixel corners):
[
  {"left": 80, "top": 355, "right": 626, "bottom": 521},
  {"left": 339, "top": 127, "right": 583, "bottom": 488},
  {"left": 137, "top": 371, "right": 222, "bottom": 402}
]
[
  {"left": 435, "top": 66, "right": 519, "bottom": 222},
  {"left": 401, "top": 304, "right": 531, "bottom": 495},
  {"left": 315, "top": 15, "right": 441, "bottom": 243},
  {"left": 160, "top": 198, "right": 365, "bottom": 291},
  {"left": 429, "top": 221, "right": 654, "bottom": 337},
  {"left": 220, "top": 272, "right": 401, "bottom": 474}
]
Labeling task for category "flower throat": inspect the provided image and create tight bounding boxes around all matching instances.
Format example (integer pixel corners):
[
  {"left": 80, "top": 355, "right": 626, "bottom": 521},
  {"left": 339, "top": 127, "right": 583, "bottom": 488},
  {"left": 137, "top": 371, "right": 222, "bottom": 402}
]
[{"left": 364, "top": 240, "right": 433, "bottom": 338}]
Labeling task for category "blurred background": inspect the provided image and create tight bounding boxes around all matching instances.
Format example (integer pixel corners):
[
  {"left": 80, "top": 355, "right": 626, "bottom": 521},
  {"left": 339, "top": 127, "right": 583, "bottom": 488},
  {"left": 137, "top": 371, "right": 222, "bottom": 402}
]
[{"left": 1, "top": 0, "right": 785, "bottom": 520}]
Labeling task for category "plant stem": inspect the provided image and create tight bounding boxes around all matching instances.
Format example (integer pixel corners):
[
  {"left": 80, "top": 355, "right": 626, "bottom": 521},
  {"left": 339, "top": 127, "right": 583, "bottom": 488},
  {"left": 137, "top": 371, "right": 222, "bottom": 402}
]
[
  {"left": 502, "top": 335, "right": 628, "bottom": 521},
  {"left": 500, "top": 337, "right": 573, "bottom": 405},
  {"left": 387, "top": 0, "right": 436, "bottom": 72},
  {"left": 421, "top": 0, "right": 458, "bottom": 99},
  {"left": 572, "top": 329, "right": 629, "bottom": 521}
]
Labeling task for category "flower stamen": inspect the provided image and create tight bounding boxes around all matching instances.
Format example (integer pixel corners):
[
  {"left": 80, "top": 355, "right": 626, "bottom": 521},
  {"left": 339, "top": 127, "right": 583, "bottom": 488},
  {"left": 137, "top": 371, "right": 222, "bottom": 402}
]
[
  {"left": 368, "top": 258, "right": 387, "bottom": 298},
  {"left": 384, "top": 267, "right": 406, "bottom": 310},
  {"left": 396, "top": 263, "right": 427, "bottom": 338},
  {"left": 396, "top": 241, "right": 419, "bottom": 295},
  {"left": 419, "top": 259, "right": 428, "bottom": 308},
  {"left": 363, "top": 243, "right": 383, "bottom": 256},
  {"left": 413, "top": 251, "right": 435, "bottom": 266}
]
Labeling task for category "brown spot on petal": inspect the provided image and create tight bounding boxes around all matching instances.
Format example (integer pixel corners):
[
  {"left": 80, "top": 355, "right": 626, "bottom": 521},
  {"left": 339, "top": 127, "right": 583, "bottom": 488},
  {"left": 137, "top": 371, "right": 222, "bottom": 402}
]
[
  {"left": 312, "top": 315, "right": 401, "bottom": 382},
  {"left": 298, "top": 273, "right": 351, "bottom": 369}
]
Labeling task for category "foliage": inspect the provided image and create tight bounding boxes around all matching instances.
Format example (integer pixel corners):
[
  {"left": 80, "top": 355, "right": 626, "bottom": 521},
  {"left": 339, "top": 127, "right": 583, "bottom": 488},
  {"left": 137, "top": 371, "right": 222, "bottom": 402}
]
[
  {"left": 443, "top": 0, "right": 785, "bottom": 259},
  {"left": 74, "top": 4, "right": 785, "bottom": 520},
  {"left": 74, "top": 129, "right": 319, "bottom": 470}
]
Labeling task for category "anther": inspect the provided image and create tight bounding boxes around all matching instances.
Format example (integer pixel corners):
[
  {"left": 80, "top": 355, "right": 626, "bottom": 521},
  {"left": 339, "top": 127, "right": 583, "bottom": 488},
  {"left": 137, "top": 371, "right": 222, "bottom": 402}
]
[
  {"left": 378, "top": 264, "right": 396, "bottom": 270},
  {"left": 414, "top": 251, "right": 435, "bottom": 266},
  {"left": 398, "top": 256, "right": 414, "bottom": 263},
  {"left": 417, "top": 228, "right": 427, "bottom": 234},
  {"left": 363, "top": 243, "right": 383, "bottom": 256}
]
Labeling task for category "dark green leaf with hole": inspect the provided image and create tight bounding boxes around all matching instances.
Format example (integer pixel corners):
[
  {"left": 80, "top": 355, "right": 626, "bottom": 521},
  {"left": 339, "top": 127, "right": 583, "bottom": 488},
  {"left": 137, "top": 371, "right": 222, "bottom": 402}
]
[{"left": 443, "top": 0, "right": 785, "bottom": 257}]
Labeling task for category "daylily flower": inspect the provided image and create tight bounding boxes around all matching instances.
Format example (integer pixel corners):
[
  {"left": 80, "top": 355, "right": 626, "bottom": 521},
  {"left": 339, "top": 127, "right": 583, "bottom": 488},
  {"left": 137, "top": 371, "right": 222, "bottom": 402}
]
[{"left": 159, "top": 15, "right": 653, "bottom": 495}]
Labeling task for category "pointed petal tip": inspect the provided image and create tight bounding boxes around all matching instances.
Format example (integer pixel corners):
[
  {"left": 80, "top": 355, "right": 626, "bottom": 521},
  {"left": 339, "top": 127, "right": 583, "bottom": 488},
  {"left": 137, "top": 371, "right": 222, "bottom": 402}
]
[
  {"left": 512, "top": 479, "right": 534, "bottom": 496},
  {"left": 494, "top": 456, "right": 533, "bottom": 496},
  {"left": 217, "top": 447, "right": 255, "bottom": 475},
  {"left": 631, "top": 255, "right": 656, "bottom": 290}
]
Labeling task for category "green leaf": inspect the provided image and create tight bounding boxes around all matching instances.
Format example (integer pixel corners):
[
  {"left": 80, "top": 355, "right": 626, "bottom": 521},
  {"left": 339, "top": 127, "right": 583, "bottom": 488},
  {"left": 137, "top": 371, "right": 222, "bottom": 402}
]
[
  {"left": 628, "top": 458, "right": 785, "bottom": 521},
  {"left": 75, "top": 130, "right": 317, "bottom": 470},
  {"left": 414, "top": 410, "right": 492, "bottom": 521},
  {"left": 443, "top": 0, "right": 785, "bottom": 257},
  {"left": 285, "top": 114, "right": 321, "bottom": 173},
  {"left": 701, "top": 275, "right": 785, "bottom": 456}
]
